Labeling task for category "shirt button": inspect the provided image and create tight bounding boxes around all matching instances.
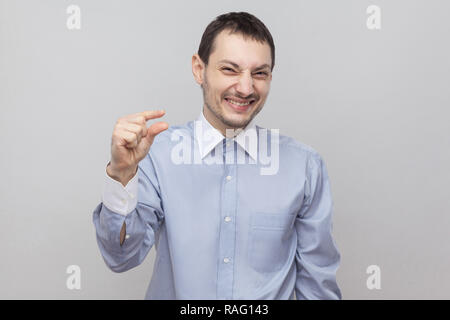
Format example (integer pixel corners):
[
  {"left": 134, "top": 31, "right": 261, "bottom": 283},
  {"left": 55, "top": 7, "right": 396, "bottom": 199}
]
[
  {"left": 226, "top": 175, "right": 232, "bottom": 181},
  {"left": 121, "top": 198, "right": 126, "bottom": 204},
  {"left": 223, "top": 258, "right": 230, "bottom": 263},
  {"left": 224, "top": 216, "right": 231, "bottom": 222},
  {"left": 125, "top": 234, "right": 130, "bottom": 239}
]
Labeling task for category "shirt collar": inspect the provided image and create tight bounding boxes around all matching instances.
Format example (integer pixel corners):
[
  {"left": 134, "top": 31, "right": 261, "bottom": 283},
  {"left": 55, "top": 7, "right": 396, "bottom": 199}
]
[{"left": 195, "top": 110, "right": 258, "bottom": 161}]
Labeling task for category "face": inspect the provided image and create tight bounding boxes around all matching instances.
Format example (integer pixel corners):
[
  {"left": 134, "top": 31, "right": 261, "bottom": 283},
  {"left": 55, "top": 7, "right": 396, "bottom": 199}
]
[{"left": 192, "top": 30, "right": 272, "bottom": 134}]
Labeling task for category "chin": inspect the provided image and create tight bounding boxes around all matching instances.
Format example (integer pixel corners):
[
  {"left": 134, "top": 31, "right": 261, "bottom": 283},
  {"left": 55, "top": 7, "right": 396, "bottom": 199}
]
[{"left": 221, "top": 114, "right": 251, "bottom": 128}]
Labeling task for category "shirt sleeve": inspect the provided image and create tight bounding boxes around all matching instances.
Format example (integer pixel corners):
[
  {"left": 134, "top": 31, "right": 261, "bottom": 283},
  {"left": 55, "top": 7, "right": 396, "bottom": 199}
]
[
  {"left": 294, "top": 152, "right": 342, "bottom": 300},
  {"left": 102, "top": 165, "right": 139, "bottom": 215},
  {"left": 92, "top": 154, "right": 165, "bottom": 273}
]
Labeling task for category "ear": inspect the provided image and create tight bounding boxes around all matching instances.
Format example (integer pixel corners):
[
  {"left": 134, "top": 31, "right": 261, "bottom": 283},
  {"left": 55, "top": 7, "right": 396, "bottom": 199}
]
[{"left": 192, "top": 54, "right": 205, "bottom": 85}]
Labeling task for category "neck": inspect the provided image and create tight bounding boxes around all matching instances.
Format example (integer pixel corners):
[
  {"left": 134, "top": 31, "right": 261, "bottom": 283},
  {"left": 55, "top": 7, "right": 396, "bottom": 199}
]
[{"left": 203, "top": 105, "right": 242, "bottom": 138}]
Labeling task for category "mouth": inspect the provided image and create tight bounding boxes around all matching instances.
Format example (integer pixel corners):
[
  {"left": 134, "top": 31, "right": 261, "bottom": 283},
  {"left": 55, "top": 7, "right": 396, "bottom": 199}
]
[{"left": 224, "top": 97, "right": 256, "bottom": 112}]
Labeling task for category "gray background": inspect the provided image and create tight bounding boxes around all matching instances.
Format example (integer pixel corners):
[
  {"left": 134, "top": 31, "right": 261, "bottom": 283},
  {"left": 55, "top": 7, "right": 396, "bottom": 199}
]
[{"left": 1, "top": 0, "right": 449, "bottom": 299}]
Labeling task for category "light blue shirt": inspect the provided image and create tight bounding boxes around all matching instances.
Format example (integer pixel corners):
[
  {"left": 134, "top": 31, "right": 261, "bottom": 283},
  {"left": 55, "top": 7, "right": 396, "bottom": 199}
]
[{"left": 92, "top": 111, "right": 342, "bottom": 300}]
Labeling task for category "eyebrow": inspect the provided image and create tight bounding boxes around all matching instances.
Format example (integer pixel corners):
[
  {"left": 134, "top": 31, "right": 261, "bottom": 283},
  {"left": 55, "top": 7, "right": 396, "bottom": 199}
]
[{"left": 217, "top": 59, "right": 271, "bottom": 71}]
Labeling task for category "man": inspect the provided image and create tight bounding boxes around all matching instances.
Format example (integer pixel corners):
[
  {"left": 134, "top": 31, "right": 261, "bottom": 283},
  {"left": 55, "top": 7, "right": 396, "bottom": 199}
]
[{"left": 93, "top": 11, "right": 342, "bottom": 300}]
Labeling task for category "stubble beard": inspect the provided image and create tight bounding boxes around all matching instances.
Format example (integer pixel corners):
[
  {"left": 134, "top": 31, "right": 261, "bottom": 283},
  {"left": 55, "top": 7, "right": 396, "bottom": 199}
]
[{"left": 201, "top": 74, "right": 263, "bottom": 130}]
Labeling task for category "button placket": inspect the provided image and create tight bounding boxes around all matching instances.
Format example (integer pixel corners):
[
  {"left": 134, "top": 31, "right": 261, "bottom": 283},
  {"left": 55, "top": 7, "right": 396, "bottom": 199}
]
[{"left": 217, "top": 139, "right": 237, "bottom": 300}]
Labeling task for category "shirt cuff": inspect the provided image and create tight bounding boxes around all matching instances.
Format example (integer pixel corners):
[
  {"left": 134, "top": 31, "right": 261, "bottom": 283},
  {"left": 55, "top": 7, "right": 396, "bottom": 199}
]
[{"left": 102, "top": 167, "right": 138, "bottom": 216}]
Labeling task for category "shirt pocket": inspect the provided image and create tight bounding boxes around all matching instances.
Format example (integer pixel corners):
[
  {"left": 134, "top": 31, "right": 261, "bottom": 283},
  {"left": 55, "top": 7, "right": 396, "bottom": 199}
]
[{"left": 248, "top": 212, "right": 296, "bottom": 273}]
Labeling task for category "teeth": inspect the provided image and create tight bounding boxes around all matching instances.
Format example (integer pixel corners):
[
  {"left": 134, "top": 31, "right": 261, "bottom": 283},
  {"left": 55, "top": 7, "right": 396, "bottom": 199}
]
[{"left": 227, "top": 99, "right": 252, "bottom": 107}]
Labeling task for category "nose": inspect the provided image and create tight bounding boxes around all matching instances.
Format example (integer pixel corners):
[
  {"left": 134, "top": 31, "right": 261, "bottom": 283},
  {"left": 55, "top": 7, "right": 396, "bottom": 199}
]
[{"left": 235, "top": 71, "right": 254, "bottom": 97}]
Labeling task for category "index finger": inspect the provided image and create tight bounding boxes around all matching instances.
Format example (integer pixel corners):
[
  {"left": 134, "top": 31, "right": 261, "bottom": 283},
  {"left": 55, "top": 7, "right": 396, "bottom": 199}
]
[{"left": 141, "top": 109, "right": 166, "bottom": 121}]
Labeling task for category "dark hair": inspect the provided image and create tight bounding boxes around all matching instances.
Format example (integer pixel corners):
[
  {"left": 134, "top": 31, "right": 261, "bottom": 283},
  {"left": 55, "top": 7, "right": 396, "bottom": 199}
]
[{"left": 198, "top": 12, "right": 275, "bottom": 71}]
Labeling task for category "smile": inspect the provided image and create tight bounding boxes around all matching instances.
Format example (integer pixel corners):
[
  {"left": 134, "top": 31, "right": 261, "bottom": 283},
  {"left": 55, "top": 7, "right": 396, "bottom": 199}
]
[{"left": 224, "top": 98, "right": 256, "bottom": 111}]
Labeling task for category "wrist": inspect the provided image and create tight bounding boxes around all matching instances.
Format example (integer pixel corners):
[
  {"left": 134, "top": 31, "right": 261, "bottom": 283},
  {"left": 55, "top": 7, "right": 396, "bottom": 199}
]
[{"left": 106, "top": 162, "right": 137, "bottom": 186}]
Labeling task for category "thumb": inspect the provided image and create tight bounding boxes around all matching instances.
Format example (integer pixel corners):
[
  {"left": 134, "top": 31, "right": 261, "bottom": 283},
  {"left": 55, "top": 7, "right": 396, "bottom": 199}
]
[{"left": 144, "top": 121, "right": 169, "bottom": 144}]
